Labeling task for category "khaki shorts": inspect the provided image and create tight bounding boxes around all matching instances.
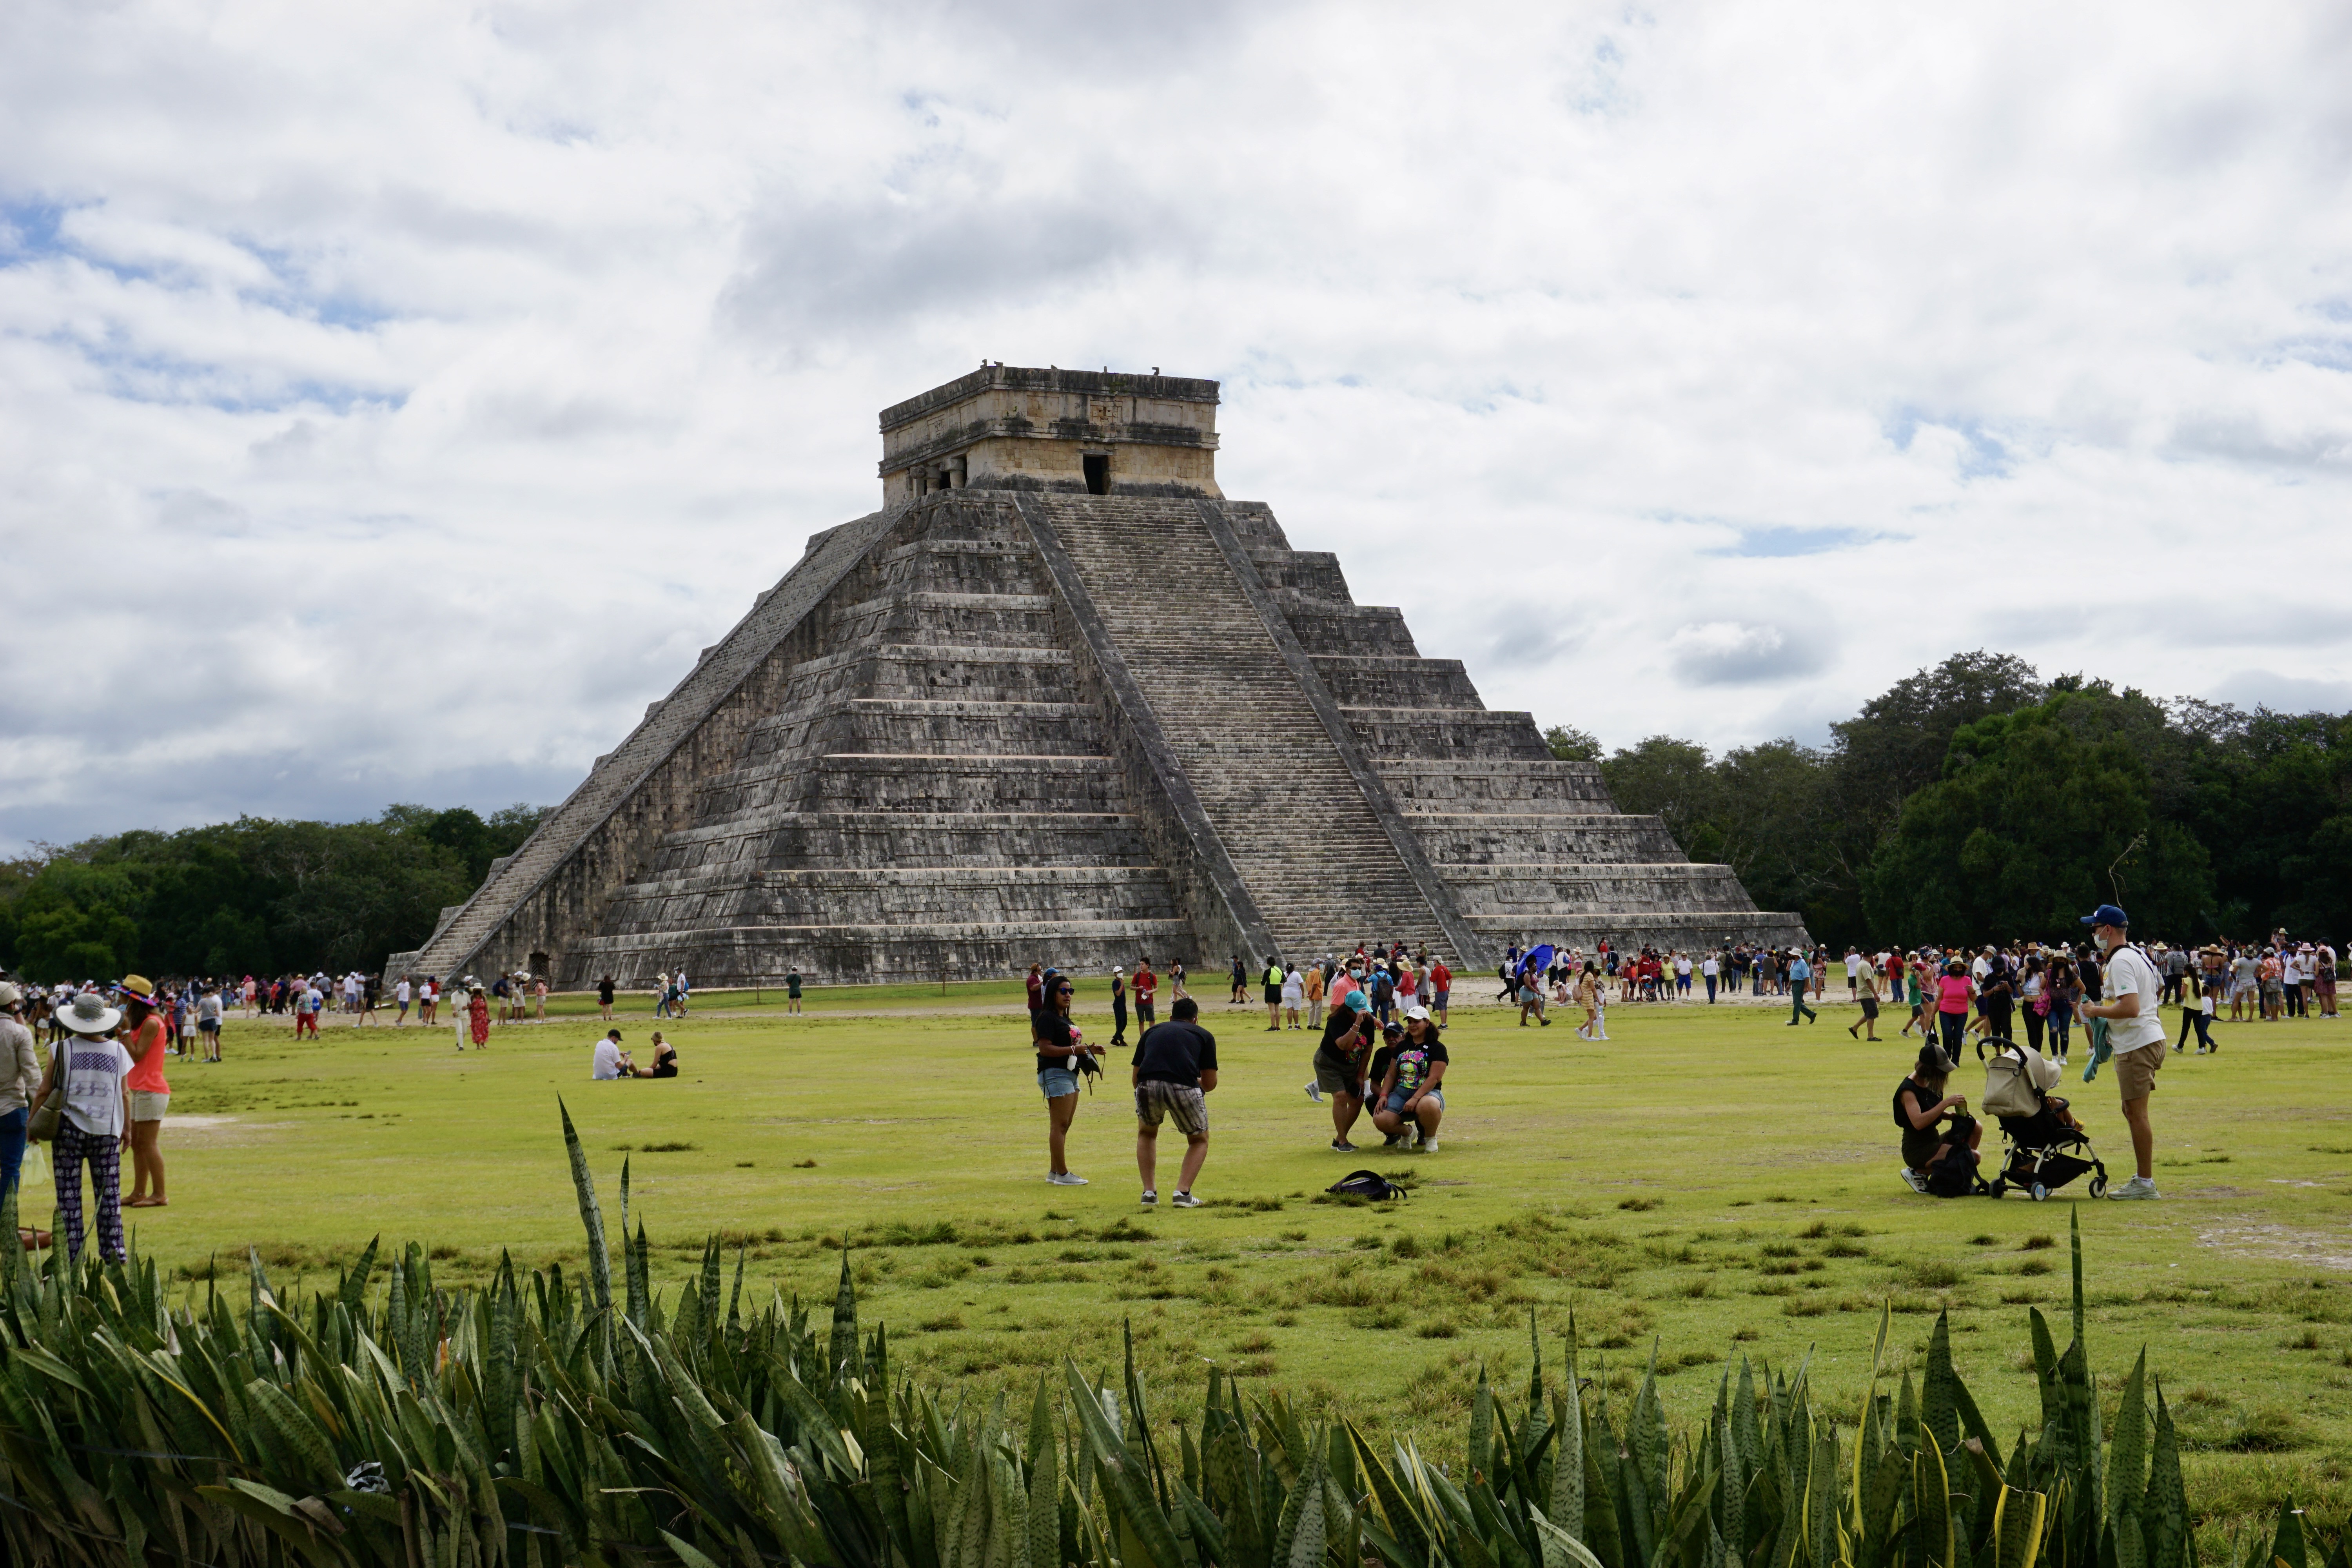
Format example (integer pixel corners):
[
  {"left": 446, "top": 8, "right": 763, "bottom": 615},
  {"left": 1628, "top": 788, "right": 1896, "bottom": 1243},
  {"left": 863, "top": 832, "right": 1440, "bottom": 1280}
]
[
  {"left": 1134, "top": 1080, "right": 1208, "bottom": 1137},
  {"left": 2112, "top": 1044, "right": 2163, "bottom": 1102},
  {"left": 131, "top": 1090, "right": 169, "bottom": 1123}
]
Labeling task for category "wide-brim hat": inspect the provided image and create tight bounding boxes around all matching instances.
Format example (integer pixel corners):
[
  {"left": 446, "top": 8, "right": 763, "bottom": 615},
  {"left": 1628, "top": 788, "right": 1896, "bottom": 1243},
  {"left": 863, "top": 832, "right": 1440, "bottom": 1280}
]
[
  {"left": 0, "top": 982, "right": 18, "bottom": 1008},
  {"left": 119, "top": 973, "right": 157, "bottom": 1002},
  {"left": 60, "top": 991, "right": 123, "bottom": 1034}
]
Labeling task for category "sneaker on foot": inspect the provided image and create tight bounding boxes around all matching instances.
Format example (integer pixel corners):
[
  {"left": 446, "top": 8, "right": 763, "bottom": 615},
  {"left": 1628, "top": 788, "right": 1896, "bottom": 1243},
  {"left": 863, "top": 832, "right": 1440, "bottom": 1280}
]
[
  {"left": 1899, "top": 1167, "right": 1929, "bottom": 1194},
  {"left": 1330, "top": 1139, "right": 1356, "bottom": 1153},
  {"left": 1047, "top": 1171, "right": 1089, "bottom": 1186},
  {"left": 1421, "top": 1139, "right": 1440, "bottom": 1153},
  {"left": 1305, "top": 1080, "right": 1323, "bottom": 1102},
  {"left": 1140, "top": 1190, "right": 1157, "bottom": 1206},
  {"left": 2109, "top": 1176, "right": 2160, "bottom": 1201},
  {"left": 1171, "top": 1191, "right": 1202, "bottom": 1208}
]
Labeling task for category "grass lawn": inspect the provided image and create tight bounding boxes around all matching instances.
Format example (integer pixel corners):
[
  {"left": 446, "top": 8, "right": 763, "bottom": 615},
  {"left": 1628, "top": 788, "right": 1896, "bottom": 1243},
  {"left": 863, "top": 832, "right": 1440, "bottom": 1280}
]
[{"left": 53, "top": 983, "right": 2352, "bottom": 1535}]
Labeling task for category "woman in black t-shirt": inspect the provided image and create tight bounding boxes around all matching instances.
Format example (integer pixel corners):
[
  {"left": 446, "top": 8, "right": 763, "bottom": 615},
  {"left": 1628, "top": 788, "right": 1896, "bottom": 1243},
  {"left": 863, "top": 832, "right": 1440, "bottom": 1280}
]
[
  {"left": 1308, "top": 995, "right": 1376, "bottom": 1152},
  {"left": 1894, "top": 1044, "right": 1978, "bottom": 1192},
  {"left": 598, "top": 975, "right": 617, "bottom": 1022},
  {"left": 1033, "top": 975, "right": 1100, "bottom": 1187}
]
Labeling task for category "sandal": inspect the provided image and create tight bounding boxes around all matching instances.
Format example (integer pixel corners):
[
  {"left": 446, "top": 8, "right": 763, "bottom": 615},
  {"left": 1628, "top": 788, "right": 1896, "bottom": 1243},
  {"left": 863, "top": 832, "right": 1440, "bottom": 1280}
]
[{"left": 127, "top": 1196, "right": 168, "bottom": 1208}]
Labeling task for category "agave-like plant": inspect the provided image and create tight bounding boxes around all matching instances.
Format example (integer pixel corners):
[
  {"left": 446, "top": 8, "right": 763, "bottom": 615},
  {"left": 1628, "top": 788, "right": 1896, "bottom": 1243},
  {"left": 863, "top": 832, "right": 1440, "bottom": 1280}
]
[{"left": 0, "top": 1106, "right": 2342, "bottom": 1568}]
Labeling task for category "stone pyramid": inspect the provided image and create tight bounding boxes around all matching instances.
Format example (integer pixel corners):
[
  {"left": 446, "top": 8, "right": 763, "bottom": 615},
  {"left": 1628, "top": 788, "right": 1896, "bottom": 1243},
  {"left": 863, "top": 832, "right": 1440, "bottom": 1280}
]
[{"left": 385, "top": 367, "right": 1806, "bottom": 987}]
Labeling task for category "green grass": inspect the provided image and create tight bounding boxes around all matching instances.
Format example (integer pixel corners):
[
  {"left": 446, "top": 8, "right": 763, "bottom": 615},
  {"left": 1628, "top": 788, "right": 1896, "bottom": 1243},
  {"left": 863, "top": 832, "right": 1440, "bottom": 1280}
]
[{"left": 75, "top": 988, "right": 2352, "bottom": 1528}]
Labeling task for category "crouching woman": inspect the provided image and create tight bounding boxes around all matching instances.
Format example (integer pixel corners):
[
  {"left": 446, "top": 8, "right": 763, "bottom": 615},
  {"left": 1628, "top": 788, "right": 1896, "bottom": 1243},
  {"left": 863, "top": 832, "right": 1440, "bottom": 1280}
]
[{"left": 1895, "top": 1044, "right": 1980, "bottom": 1194}]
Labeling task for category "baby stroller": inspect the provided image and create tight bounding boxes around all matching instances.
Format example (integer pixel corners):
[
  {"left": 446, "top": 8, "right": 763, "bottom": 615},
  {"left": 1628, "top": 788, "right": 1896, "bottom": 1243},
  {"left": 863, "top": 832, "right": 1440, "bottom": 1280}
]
[{"left": 1977, "top": 1039, "right": 2109, "bottom": 1201}]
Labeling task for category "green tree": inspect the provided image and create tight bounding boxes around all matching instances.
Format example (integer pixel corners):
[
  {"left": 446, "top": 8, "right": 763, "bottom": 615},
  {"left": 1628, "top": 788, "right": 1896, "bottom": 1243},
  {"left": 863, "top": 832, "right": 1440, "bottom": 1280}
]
[
  {"left": 1863, "top": 693, "right": 2215, "bottom": 945},
  {"left": 1541, "top": 724, "right": 1602, "bottom": 762}
]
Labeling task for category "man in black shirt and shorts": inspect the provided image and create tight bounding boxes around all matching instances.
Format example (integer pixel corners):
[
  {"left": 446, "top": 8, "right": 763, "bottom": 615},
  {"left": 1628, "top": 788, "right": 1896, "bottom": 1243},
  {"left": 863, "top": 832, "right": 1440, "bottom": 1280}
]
[{"left": 1132, "top": 997, "right": 1218, "bottom": 1208}]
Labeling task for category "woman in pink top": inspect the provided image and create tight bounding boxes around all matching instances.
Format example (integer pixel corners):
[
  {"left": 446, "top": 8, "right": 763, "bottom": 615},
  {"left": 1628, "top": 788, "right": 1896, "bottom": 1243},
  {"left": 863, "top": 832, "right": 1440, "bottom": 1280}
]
[
  {"left": 121, "top": 978, "right": 172, "bottom": 1208},
  {"left": 1934, "top": 960, "right": 1975, "bottom": 1060}
]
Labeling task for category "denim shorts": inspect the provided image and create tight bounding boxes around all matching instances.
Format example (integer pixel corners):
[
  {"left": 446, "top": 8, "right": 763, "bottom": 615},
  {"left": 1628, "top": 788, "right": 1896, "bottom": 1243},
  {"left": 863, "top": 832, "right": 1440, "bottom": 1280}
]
[
  {"left": 1385, "top": 1088, "right": 1444, "bottom": 1116},
  {"left": 1037, "top": 1067, "right": 1079, "bottom": 1099}
]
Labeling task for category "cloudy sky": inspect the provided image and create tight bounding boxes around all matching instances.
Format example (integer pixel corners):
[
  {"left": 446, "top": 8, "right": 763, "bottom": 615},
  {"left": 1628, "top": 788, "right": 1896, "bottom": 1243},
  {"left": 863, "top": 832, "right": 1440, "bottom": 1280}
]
[{"left": 4, "top": 2, "right": 2349, "bottom": 850}]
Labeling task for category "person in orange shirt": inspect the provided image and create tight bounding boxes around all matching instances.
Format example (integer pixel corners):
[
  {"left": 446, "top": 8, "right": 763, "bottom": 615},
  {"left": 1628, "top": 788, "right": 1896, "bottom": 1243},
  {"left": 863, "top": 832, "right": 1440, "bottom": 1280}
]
[
  {"left": 1428, "top": 956, "right": 1452, "bottom": 1026},
  {"left": 119, "top": 976, "right": 172, "bottom": 1209}
]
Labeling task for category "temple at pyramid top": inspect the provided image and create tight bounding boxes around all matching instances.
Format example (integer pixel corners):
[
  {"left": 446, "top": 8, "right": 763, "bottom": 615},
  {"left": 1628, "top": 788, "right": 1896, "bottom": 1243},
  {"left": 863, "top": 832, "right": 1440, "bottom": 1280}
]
[
  {"left": 878, "top": 365, "right": 1223, "bottom": 505},
  {"left": 385, "top": 367, "right": 1806, "bottom": 990}
]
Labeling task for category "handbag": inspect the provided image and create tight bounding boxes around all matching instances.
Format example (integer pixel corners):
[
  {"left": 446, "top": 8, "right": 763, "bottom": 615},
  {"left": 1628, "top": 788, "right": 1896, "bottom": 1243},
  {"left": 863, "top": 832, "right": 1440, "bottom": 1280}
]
[{"left": 26, "top": 1086, "right": 61, "bottom": 1144}]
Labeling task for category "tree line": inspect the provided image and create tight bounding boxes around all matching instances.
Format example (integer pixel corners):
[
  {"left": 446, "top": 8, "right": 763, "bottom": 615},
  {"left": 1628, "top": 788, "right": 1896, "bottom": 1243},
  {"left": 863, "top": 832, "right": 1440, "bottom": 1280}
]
[
  {"left": 0, "top": 804, "right": 549, "bottom": 983},
  {"left": 1546, "top": 650, "right": 2352, "bottom": 950}
]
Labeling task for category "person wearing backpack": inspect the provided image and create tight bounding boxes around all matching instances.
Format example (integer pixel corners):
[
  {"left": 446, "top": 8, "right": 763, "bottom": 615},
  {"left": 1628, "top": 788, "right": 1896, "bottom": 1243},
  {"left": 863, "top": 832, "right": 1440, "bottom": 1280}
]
[
  {"left": 1894, "top": 1044, "right": 1980, "bottom": 1195},
  {"left": 1263, "top": 958, "right": 1285, "bottom": 1031}
]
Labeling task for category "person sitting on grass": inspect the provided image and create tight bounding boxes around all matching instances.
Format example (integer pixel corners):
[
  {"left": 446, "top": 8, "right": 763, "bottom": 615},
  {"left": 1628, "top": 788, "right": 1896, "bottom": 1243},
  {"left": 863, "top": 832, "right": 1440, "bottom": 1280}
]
[
  {"left": 1370, "top": 1005, "right": 1448, "bottom": 1152},
  {"left": 592, "top": 1029, "right": 645, "bottom": 1080},
  {"left": 647, "top": 1033, "right": 679, "bottom": 1078},
  {"left": 1895, "top": 1044, "right": 1980, "bottom": 1193}
]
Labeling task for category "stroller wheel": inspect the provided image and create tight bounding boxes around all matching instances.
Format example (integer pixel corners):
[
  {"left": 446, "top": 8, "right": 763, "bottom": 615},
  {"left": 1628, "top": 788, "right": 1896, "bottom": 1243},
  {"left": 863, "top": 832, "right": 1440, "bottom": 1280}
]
[
  {"left": 1987, "top": 1178, "right": 2007, "bottom": 1200},
  {"left": 2030, "top": 1181, "right": 2049, "bottom": 1202},
  {"left": 2089, "top": 1174, "right": 2109, "bottom": 1199}
]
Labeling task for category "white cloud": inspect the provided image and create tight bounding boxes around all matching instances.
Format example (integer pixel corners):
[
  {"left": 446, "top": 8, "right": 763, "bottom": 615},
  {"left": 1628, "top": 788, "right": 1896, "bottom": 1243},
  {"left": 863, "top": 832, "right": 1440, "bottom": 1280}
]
[{"left": 2, "top": 0, "right": 2350, "bottom": 846}]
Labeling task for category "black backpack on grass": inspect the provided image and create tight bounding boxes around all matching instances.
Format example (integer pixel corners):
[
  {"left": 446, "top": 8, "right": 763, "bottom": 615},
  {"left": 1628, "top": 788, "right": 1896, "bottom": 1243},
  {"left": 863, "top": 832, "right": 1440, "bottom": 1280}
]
[
  {"left": 1925, "top": 1146, "right": 1982, "bottom": 1198},
  {"left": 1326, "top": 1169, "right": 1409, "bottom": 1201}
]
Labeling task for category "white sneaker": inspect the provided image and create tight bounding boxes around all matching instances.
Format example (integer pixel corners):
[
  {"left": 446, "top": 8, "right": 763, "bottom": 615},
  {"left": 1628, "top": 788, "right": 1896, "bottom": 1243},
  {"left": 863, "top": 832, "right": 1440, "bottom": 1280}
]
[
  {"left": 1171, "top": 1191, "right": 1202, "bottom": 1208},
  {"left": 1421, "top": 1139, "right": 1439, "bottom": 1153},
  {"left": 2109, "top": 1176, "right": 2160, "bottom": 1201},
  {"left": 1900, "top": 1167, "right": 1929, "bottom": 1194},
  {"left": 1047, "top": 1171, "right": 1088, "bottom": 1186},
  {"left": 1140, "top": 1190, "right": 1157, "bottom": 1207},
  {"left": 1304, "top": 1081, "right": 1322, "bottom": 1102}
]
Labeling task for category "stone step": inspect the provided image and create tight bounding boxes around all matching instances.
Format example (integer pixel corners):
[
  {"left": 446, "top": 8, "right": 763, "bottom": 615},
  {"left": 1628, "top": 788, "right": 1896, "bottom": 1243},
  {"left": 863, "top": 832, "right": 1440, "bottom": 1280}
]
[
  {"left": 777, "top": 643, "right": 1083, "bottom": 707},
  {"left": 1312, "top": 655, "right": 1484, "bottom": 710},
  {"left": 560, "top": 917, "right": 1198, "bottom": 989},
  {"left": 599, "top": 864, "right": 1186, "bottom": 932},
  {"left": 739, "top": 699, "right": 1107, "bottom": 763},
  {"left": 1375, "top": 759, "right": 1617, "bottom": 812},
  {"left": 644, "top": 809, "right": 1163, "bottom": 868},
  {"left": 1272, "top": 594, "right": 1420, "bottom": 657},
  {"left": 1344, "top": 707, "right": 1555, "bottom": 762},
  {"left": 679, "top": 753, "right": 1131, "bottom": 821},
  {"left": 827, "top": 589, "right": 1060, "bottom": 649},
  {"left": 1416, "top": 815, "right": 1690, "bottom": 863},
  {"left": 1440, "top": 863, "right": 1759, "bottom": 917}
]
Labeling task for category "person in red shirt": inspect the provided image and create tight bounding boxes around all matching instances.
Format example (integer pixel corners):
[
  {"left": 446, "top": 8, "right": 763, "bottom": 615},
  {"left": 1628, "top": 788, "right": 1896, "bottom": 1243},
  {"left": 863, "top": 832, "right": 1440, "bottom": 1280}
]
[
  {"left": 1132, "top": 962, "right": 1158, "bottom": 1028},
  {"left": 1428, "top": 957, "right": 1452, "bottom": 1026},
  {"left": 1025, "top": 964, "right": 1044, "bottom": 1012}
]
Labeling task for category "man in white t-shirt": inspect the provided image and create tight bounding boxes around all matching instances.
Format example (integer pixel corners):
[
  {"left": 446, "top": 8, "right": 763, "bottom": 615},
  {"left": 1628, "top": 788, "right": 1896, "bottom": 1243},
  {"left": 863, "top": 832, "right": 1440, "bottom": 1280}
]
[
  {"left": 2076, "top": 903, "right": 2162, "bottom": 1200},
  {"left": 1843, "top": 949, "right": 1862, "bottom": 999},
  {"left": 1700, "top": 952, "right": 1720, "bottom": 1003},
  {"left": 592, "top": 1028, "right": 640, "bottom": 1080}
]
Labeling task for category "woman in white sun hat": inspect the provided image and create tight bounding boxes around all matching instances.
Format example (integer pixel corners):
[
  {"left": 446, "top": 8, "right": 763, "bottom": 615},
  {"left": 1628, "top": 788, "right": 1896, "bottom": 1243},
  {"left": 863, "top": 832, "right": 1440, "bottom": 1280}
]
[{"left": 30, "top": 986, "right": 133, "bottom": 1263}]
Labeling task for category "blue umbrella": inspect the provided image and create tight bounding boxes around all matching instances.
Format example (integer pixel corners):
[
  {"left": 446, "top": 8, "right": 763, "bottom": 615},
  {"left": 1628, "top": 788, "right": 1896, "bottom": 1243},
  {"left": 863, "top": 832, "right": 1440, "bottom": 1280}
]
[{"left": 1519, "top": 944, "right": 1556, "bottom": 979}]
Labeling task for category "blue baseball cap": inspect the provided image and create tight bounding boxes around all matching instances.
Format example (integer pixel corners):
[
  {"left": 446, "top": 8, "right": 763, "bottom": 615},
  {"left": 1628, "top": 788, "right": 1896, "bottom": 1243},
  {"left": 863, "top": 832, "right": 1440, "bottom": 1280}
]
[
  {"left": 2080, "top": 904, "right": 2128, "bottom": 928},
  {"left": 1342, "top": 991, "right": 1370, "bottom": 1011}
]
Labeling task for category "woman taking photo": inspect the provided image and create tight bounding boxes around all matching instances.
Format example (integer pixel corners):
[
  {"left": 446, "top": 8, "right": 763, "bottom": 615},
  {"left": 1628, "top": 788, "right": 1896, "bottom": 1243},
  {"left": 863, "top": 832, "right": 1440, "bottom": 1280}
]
[
  {"left": 1307, "top": 991, "right": 1375, "bottom": 1152},
  {"left": 1033, "top": 973, "right": 1099, "bottom": 1186}
]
